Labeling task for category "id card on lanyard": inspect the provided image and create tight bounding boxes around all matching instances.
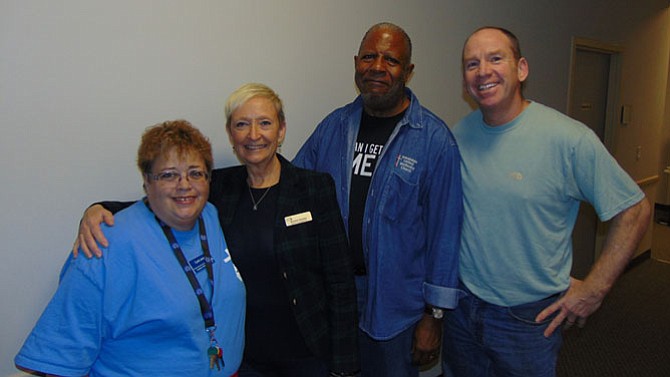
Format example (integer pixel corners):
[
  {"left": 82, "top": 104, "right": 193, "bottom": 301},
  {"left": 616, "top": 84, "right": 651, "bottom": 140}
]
[{"left": 148, "top": 198, "right": 225, "bottom": 371}]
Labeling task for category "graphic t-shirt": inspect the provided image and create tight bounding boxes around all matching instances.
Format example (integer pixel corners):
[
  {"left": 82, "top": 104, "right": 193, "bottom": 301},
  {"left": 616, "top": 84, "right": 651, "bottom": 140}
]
[{"left": 348, "top": 110, "right": 404, "bottom": 272}]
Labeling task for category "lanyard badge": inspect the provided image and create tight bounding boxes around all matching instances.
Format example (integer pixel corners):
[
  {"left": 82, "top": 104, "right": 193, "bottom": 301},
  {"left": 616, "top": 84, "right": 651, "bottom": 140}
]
[{"left": 150, "top": 203, "right": 224, "bottom": 371}]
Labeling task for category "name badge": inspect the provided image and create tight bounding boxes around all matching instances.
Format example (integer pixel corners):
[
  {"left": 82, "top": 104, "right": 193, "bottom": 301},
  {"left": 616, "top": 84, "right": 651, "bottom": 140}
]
[
  {"left": 189, "top": 255, "right": 215, "bottom": 272},
  {"left": 285, "top": 211, "right": 313, "bottom": 227}
]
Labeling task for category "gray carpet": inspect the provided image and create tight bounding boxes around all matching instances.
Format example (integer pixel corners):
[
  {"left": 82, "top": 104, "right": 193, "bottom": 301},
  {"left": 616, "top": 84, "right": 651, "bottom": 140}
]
[{"left": 557, "top": 256, "right": 670, "bottom": 377}]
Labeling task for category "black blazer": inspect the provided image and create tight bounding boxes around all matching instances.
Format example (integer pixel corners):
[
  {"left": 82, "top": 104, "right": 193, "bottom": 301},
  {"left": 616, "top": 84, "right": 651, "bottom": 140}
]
[{"left": 210, "top": 154, "right": 359, "bottom": 373}]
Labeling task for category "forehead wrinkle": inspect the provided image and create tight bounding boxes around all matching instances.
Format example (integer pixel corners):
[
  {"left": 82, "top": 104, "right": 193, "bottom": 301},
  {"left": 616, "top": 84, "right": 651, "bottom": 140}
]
[
  {"left": 359, "top": 30, "right": 409, "bottom": 62},
  {"left": 464, "top": 47, "right": 507, "bottom": 60}
]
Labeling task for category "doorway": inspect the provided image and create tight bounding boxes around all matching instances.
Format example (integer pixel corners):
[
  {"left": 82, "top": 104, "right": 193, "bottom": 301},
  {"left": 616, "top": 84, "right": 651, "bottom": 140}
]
[{"left": 567, "top": 38, "right": 622, "bottom": 279}]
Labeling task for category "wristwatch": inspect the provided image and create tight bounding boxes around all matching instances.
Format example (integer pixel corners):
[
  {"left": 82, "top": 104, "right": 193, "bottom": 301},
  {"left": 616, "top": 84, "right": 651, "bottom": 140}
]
[{"left": 425, "top": 306, "right": 444, "bottom": 319}]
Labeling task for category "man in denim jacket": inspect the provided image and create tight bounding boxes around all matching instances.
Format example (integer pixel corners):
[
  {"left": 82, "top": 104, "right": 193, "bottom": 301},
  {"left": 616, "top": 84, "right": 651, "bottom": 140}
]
[{"left": 294, "top": 22, "right": 463, "bottom": 377}]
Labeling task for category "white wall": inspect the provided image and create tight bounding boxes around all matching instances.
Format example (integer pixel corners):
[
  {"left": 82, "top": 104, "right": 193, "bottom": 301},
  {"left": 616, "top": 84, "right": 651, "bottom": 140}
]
[{"left": 1, "top": 1, "right": 668, "bottom": 375}]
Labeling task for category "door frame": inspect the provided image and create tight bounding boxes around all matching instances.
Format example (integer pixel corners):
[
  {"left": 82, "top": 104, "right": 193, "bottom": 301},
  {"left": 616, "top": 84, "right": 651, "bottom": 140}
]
[
  {"left": 567, "top": 37, "right": 623, "bottom": 152},
  {"left": 567, "top": 37, "right": 623, "bottom": 262}
]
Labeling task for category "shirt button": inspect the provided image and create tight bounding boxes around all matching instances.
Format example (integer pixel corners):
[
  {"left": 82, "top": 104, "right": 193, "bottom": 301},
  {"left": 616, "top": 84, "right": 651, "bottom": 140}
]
[
  {"left": 292, "top": 298, "right": 297, "bottom": 305},
  {"left": 282, "top": 272, "right": 288, "bottom": 279}
]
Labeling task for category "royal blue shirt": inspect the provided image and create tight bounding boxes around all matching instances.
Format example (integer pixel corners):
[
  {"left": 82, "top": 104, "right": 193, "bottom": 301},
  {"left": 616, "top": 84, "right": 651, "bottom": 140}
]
[{"left": 15, "top": 202, "right": 246, "bottom": 376}]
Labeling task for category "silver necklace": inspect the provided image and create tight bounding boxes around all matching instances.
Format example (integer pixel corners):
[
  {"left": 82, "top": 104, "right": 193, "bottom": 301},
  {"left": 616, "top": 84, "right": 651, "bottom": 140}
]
[{"left": 248, "top": 184, "right": 272, "bottom": 211}]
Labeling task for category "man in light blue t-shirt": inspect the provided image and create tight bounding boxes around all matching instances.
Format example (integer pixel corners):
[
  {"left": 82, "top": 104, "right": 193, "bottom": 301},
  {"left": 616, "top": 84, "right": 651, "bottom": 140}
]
[{"left": 442, "top": 26, "right": 651, "bottom": 377}]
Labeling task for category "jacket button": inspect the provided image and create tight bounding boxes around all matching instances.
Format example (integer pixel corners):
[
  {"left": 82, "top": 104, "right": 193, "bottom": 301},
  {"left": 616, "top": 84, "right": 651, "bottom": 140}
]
[
  {"left": 282, "top": 272, "right": 287, "bottom": 279},
  {"left": 292, "top": 298, "right": 297, "bottom": 305}
]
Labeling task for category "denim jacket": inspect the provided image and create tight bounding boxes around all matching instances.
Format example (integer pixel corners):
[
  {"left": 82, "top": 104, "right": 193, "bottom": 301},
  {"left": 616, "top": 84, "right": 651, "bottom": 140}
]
[{"left": 294, "top": 89, "right": 463, "bottom": 339}]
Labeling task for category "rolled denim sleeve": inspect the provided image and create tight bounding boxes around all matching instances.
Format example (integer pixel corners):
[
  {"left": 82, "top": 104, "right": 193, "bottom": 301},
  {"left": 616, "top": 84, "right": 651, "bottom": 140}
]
[{"left": 422, "top": 130, "right": 464, "bottom": 309}]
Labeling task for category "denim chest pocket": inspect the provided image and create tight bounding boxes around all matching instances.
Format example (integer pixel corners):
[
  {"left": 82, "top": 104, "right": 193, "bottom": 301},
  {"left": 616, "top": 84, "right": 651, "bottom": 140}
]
[{"left": 379, "top": 169, "right": 420, "bottom": 221}]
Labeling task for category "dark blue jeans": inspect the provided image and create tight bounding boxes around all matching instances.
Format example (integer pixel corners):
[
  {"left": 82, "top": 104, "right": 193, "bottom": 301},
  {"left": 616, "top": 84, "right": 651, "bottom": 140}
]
[
  {"left": 356, "top": 276, "right": 419, "bottom": 377},
  {"left": 358, "top": 325, "right": 418, "bottom": 377},
  {"left": 441, "top": 287, "right": 563, "bottom": 377}
]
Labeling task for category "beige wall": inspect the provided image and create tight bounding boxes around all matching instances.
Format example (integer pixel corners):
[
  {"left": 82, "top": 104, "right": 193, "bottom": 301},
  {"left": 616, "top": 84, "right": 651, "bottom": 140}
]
[
  {"left": 662, "top": 9, "right": 670, "bottom": 205},
  {"left": 615, "top": 7, "right": 670, "bottom": 254},
  {"left": 618, "top": 9, "right": 669, "bottom": 176},
  {"left": 652, "top": 8, "right": 670, "bottom": 263}
]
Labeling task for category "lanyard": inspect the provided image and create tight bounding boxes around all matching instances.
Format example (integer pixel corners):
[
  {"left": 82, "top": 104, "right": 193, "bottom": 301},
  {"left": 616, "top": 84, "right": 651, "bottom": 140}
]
[
  {"left": 155, "top": 215, "right": 216, "bottom": 329},
  {"left": 145, "top": 200, "right": 224, "bottom": 369}
]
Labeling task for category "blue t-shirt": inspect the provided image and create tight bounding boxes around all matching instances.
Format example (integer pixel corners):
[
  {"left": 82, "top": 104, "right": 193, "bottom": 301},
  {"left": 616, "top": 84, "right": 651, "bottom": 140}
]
[
  {"left": 15, "top": 201, "right": 246, "bottom": 376},
  {"left": 453, "top": 101, "right": 644, "bottom": 306}
]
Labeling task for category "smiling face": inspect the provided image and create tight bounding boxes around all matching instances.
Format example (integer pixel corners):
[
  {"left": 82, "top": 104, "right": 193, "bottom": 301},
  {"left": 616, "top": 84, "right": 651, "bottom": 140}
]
[
  {"left": 143, "top": 148, "right": 209, "bottom": 231},
  {"left": 354, "top": 26, "right": 414, "bottom": 117},
  {"left": 227, "top": 96, "right": 286, "bottom": 167},
  {"left": 462, "top": 28, "right": 529, "bottom": 125}
]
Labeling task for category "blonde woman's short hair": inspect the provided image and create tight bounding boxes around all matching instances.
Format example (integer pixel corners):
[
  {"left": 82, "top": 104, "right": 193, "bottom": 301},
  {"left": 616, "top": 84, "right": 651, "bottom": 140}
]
[{"left": 225, "top": 83, "right": 285, "bottom": 129}]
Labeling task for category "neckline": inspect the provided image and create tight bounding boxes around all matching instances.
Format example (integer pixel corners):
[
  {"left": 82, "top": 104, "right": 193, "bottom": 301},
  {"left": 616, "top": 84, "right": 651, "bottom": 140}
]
[{"left": 248, "top": 183, "right": 276, "bottom": 211}]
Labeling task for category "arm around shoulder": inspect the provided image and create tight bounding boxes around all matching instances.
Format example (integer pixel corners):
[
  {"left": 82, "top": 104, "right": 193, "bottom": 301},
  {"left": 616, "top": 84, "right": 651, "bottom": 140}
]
[{"left": 72, "top": 201, "right": 134, "bottom": 258}]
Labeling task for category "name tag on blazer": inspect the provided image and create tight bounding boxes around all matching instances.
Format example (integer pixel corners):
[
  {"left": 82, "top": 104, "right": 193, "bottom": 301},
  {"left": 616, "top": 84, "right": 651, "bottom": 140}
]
[{"left": 285, "top": 211, "right": 313, "bottom": 227}]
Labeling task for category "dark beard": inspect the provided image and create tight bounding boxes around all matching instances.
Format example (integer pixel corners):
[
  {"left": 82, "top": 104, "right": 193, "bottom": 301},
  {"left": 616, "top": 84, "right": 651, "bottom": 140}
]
[{"left": 360, "top": 83, "right": 406, "bottom": 114}]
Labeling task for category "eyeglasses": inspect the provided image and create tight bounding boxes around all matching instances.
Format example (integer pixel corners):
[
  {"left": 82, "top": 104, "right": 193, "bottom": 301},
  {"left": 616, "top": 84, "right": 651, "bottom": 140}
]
[{"left": 148, "top": 169, "right": 209, "bottom": 184}]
